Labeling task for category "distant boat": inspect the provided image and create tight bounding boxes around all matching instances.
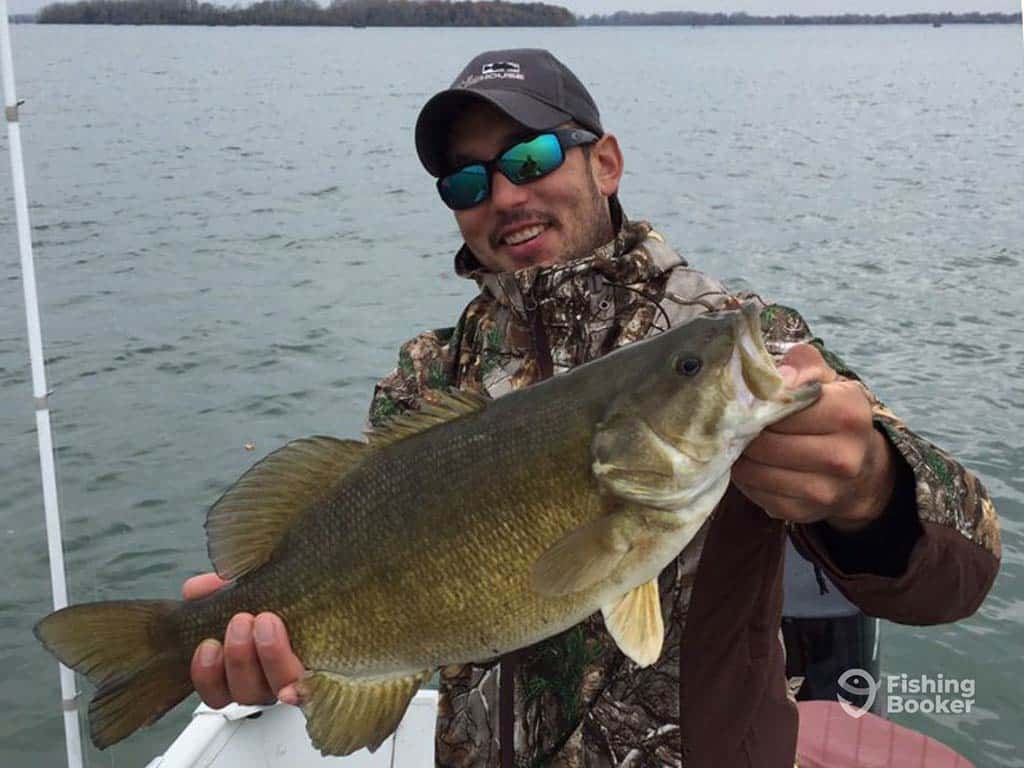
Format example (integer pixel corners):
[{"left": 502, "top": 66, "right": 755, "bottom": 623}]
[{"left": 932, "top": 21, "right": 943, "bottom": 27}]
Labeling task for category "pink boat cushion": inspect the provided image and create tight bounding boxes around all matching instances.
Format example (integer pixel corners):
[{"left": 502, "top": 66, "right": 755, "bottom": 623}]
[{"left": 796, "top": 701, "right": 973, "bottom": 768}]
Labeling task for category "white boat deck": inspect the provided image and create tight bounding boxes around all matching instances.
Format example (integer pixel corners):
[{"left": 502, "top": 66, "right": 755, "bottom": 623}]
[{"left": 145, "top": 691, "right": 438, "bottom": 768}]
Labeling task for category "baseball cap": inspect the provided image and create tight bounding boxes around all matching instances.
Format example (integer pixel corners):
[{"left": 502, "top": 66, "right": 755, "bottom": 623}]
[{"left": 415, "top": 49, "right": 604, "bottom": 178}]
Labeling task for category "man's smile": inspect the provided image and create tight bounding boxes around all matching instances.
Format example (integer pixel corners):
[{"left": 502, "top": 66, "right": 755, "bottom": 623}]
[
  {"left": 493, "top": 222, "right": 559, "bottom": 268},
  {"left": 499, "top": 222, "right": 549, "bottom": 246}
]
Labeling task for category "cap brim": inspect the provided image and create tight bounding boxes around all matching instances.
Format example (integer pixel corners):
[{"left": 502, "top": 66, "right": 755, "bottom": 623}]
[{"left": 415, "top": 88, "right": 572, "bottom": 177}]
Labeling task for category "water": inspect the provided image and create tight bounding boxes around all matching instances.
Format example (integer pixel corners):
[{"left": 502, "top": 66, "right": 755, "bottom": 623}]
[{"left": 1, "top": 23, "right": 1021, "bottom": 766}]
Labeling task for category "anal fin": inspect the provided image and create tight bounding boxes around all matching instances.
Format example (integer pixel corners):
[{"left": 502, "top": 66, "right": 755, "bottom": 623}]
[
  {"left": 601, "top": 578, "right": 665, "bottom": 667},
  {"left": 296, "top": 669, "right": 432, "bottom": 756}
]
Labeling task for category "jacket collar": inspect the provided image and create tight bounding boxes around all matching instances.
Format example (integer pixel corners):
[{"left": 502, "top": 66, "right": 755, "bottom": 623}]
[{"left": 453, "top": 216, "right": 687, "bottom": 316}]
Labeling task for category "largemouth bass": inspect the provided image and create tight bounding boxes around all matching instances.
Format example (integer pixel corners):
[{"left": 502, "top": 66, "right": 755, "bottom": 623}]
[{"left": 35, "top": 301, "right": 819, "bottom": 756}]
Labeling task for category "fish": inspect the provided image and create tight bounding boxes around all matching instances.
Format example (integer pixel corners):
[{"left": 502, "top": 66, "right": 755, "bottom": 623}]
[{"left": 34, "top": 300, "right": 819, "bottom": 757}]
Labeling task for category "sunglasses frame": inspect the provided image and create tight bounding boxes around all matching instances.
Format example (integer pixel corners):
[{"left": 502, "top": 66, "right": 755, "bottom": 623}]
[{"left": 437, "top": 127, "right": 600, "bottom": 211}]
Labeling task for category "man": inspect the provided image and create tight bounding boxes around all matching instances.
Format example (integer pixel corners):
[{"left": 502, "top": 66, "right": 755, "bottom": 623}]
[{"left": 184, "top": 50, "right": 1000, "bottom": 766}]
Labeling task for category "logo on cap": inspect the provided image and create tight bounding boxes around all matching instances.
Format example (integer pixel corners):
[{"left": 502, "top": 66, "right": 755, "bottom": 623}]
[
  {"left": 481, "top": 61, "right": 520, "bottom": 76},
  {"left": 459, "top": 60, "right": 525, "bottom": 88}
]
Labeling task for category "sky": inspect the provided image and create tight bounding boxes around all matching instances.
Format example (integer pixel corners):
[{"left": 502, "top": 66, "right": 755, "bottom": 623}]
[{"left": 8, "top": 0, "right": 1020, "bottom": 19}]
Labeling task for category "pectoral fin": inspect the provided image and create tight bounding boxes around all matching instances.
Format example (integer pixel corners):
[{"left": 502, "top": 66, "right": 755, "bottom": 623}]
[
  {"left": 601, "top": 578, "right": 664, "bottom": 667},
  {"left": 529, "top": 514, "right": 640, "bottom": 596},
  {"left": 296, "top": 669, "right": 431, "bottom": 756}
]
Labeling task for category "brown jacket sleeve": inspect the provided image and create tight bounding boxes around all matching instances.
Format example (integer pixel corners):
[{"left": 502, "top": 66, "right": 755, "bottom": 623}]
[{"left": 754, "top": 301, "right": 1001, "bottom": 625}]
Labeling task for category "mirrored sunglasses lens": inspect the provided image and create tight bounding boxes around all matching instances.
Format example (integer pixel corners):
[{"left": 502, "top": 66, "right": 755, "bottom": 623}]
[
  {"left": 440, "top": 165, "right": 489, "bottom": 209},
  {"left": 499, "top": 134, "right": 564, "bottom": 184}
]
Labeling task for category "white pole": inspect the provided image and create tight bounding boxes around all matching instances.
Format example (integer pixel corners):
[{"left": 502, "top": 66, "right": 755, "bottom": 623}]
[{"left": 0, "top": 8, "right": 84, "bottom": 768}]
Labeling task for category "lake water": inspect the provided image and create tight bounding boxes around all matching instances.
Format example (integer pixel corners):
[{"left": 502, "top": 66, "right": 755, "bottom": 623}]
[{"left": 1, "top": 22, "right": 1021, "bottom": 767}]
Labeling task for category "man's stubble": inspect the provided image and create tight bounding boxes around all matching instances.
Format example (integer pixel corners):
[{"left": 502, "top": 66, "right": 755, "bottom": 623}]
[{"left": 557, "top": 158, "right": 615, "bottom": 265}]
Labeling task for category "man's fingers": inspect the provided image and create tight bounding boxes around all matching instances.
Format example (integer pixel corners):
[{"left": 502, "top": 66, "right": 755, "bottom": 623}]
[
  {"left": 223, "top": 613, "right": 276, "bottom": 705},
  {"left": 743, "top": 429, "right": 865, "bottom": 479},
  {"left": 743, "top": 431, "right": 826, "bottom": 470},
  {"left": 766, "top": 381, "right": 870, "bottom": 436},
  {"left": 278, "top": 683, "right": 301, "bottom": 706},
  {"left": 732, "top": 456, "right": 839, "bottom": 511},
  {"left": 253, "top": 613, "right": 306, "bottom": 695},
  {"left": 778, "top": 344, "right": 838, "bottom": 388},
  {"left": 191, "top": 639, "right": 231, "bottom": 709},
  {"left": 732, "top": 456, "right": 807, "bottom": 501},
  {"left": 182, "top": 572, "right": 230, "bottom": 601},
  {"left": 184, "top": 584, "right": 300, "bottom": 708},
  {"left": 190, "top": 612, "right": 299, "bottom": 709}
]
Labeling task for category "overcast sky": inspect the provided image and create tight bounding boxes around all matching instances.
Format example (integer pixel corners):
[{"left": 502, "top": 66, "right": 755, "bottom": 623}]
[{"left": 9, "top": 0, "right": 1019, "bottom": 18}]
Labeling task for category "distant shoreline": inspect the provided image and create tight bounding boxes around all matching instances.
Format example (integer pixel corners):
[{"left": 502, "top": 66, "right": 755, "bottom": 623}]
[
  {"left": 25, "top": 2, "right": 1024, "bottom": 28},
  {"left": 580, "top": 10, "right": 1021, "bottom": 26}
]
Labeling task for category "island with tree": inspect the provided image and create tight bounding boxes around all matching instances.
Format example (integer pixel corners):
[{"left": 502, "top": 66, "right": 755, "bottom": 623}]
[{"left": 37, "top": 0, "right": 575, "bottom": 26}]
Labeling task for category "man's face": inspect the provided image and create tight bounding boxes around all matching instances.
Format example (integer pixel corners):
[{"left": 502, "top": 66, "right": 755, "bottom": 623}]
[{"left": 445, "top": 102, "right": 621, "bottom": 273}]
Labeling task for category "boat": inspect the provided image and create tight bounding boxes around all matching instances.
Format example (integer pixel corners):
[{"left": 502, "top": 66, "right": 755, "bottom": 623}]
[
  {"left": 145, "top": 693, "right": 438, "bottom": 768},
  {"left": 145, "top": 687, "right": 977, "bottom": 768}
]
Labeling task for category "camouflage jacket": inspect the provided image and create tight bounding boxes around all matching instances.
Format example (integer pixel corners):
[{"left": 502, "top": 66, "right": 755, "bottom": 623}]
[{"left": 368, "top": 220, "right": 1000, "bottom": 768}]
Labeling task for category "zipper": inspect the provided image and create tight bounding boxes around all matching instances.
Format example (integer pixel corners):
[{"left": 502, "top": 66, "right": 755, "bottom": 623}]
[{"left": 525, "top": 291, "right": 554, "bottom": 381}]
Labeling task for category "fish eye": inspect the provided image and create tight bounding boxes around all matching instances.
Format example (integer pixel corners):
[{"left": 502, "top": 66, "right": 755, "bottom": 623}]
[{"left": 674, "top": 355, "right": 702, "bottom": 377}]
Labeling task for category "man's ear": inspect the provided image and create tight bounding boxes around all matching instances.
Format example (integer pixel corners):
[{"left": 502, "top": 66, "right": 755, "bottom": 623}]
[{"left": 590, "top": 133, "right": 624, "bottom": 197}]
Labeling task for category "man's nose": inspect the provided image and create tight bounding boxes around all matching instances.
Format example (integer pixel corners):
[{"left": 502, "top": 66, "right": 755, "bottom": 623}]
[{"left": 489, "top": 170, "right": 529, "bottom": 209}]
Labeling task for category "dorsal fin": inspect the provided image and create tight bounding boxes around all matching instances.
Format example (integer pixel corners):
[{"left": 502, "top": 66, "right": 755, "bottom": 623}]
[
  {"left": 365, "top": 389, "right": 488, "bottom": 449},
  {"left": 206, "top": 436, "right": 368, "bottom": 580}
]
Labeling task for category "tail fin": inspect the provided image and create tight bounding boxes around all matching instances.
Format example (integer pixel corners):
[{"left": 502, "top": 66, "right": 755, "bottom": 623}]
[{"left": 34, "top": 600, "right": 193, "bottom": 749}]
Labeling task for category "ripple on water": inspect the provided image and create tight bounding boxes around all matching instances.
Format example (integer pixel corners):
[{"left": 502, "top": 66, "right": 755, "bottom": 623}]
[
  {"left": 133, "top": 498, "right": 168, "bottom": 510},
  {"left": 155, "top": 361, "right": 201, "bottom": 374},
  {"left": 242, "top": 358, "right": 281, "bottom": 373},
  {"left": 63, "top": 521, "right": 133, "bottom": 554},
  {"left": 104, "top": 547, "right": 181, "bottom": 567},
  {"left": 271, "top": 342, "right": 321, "bottom": 353},
  {"left": 302, "top": 185, "right": 340, "bottom": 197},
  {"left": 99, "top": 558, "right": 180, "bottom": 582}
]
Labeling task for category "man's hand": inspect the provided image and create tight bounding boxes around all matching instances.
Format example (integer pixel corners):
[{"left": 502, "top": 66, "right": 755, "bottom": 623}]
[
  {"left": 732, "top": 344, "right": 898, "bottom": 533},
  {"left": 183, "top": 573, "right": 304, "bottom": 707}
]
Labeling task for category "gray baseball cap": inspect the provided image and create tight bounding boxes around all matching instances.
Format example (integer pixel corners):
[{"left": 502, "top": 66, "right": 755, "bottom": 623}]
[{"left": 415, "top": 49, "right": 604, "bottom": 177}]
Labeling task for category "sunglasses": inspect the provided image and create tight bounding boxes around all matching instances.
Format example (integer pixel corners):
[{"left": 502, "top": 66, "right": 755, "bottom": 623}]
[{"left": 437, "top": 128, "right": 600, "bottom": 211}]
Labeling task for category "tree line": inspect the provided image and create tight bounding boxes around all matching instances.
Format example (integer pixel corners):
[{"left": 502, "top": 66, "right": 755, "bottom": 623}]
[
  {"left": 33, "top": 0, "right": 1023, "bottom": 27},
  {"left": 37, "top": 0, "right": 576, "bottom": 26},
  {"left": 580, "top": 10, "right": 1022, "bottom": 25}
]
